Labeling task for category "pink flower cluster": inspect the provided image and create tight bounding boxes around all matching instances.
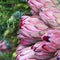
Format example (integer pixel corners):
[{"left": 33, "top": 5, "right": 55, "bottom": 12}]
[{"left": 16, "top": 0, "right": 60, "bottom": 60}]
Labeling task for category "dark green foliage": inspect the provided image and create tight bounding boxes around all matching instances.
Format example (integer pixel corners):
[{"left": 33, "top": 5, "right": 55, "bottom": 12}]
[{"left": 0, "top": 0, "right": 30, "bottom": 60}]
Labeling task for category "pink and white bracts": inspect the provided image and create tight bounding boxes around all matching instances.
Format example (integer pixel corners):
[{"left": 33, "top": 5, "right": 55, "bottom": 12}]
[
  {"left": 32, "top": 41, "right": 60, "bottom": 60},
  {"left": 18, "top": 15, "right": 49, "bottom": 46},
  {"left": 16, "top": 41, "right": 60, "bottom": 60},
  {"left": 27, "top": 0, "right": 58, "bottom": 14},
  {"left": 16, "top": 0, "right": 60, "bottom": 60},
  {"left": 16, "top": 47, "right": 35, "bottom": 60},
  {"left": 42, "top": 29, "right": 60, "bottom": 49},
  {"left": 31, "top": 41, "right": 57, "bottom": 60},
  {"left": 31, "top": 41, "right": 57, "bottom": 53},
  {"left": 39, "top": 7, "right": 60, "bottom": 28}
]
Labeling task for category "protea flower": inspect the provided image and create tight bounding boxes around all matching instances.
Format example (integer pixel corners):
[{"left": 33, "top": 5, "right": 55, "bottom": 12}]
[
  {"left": 18, "top": 15, "right": 50, "bottom": 46},
  {"left": 16, "top": 47, "right": 35, "bottom": 60},
  {"left": 16, "top": 41, "right": 59, "bottom": 60},
  {"left": 39, "top": 7, "right": 60, "bottom": 28},
  {"left": 42, "top": 29, "right": 60, "bottom": 49},
  {"left": 32, "top": 41, "right": 60, "bottom": 60},
  {"left": 27, "top": 0, "right": 55, "bottom": 14},
  {"left": 31, "top": 41, "right": 57, "bottom": 60}
]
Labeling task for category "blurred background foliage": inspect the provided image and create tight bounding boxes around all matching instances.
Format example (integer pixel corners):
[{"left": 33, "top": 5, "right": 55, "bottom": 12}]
[{"left": 0, "top": 0, "right": 30, "bottom": 60}]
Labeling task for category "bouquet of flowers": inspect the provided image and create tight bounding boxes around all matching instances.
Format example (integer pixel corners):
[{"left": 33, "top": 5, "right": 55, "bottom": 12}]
[{"left": 16, "top": 0, "right": 60, "bottom": 60}]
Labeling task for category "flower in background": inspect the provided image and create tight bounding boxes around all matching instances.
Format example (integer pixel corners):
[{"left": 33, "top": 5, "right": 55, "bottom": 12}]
[
  {"left": 27, "top": 0, "right": 55, "bottom": 14},
  {"left": 39, "top": 7, "right": 60, "bottom": 28}
]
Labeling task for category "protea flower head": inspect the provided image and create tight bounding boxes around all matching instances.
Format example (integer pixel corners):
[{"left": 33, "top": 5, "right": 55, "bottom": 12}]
[
  {"left": 16, "top": 47, "right": 35, "bottom": 60},
  {"left": 27, "top": 0, "right": 55, "bottom": 14},
  {"left": 31, "top": 41, "right": 56, "bottom": 60},
  {"left": 31, "top": 41, "right": 60, "bottom": 60},
  {"left": 18, "top": 15, "right": 50, "bottom": 46},
  {"left": 39, "top": 7, "right": 60, "bottom": 28},
  {"left": 19, "top": 15, "right": 49, "bottom": 39},
  {"left": 42, "top": 29, "right": 60, "bottom": 49}
]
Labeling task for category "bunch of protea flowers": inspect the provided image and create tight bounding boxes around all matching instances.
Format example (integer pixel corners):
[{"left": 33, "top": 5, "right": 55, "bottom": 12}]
[{"left": 16, "top": 0, "right": 60, "bottom": 60}]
